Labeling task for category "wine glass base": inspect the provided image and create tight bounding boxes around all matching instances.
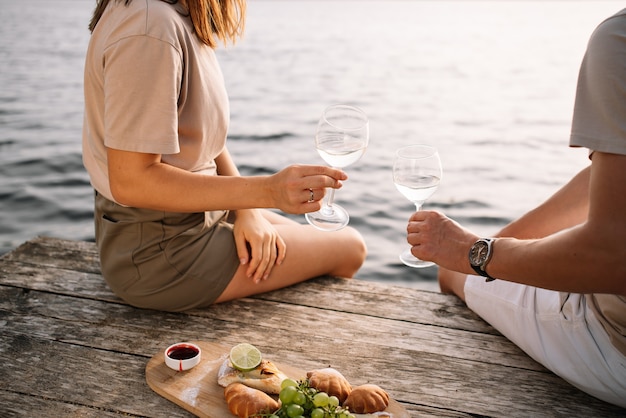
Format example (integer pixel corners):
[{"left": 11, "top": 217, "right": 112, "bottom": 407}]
[
  {"left": 399, "top": 249, "right": 435, "bottom": 268},
  {"left": 305, "top": 204, "right": 349, "bottom": 231}
]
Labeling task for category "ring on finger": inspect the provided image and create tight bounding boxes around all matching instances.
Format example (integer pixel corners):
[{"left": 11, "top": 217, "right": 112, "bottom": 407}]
[{"left": 308, "top": 188, "right": 315, "bottom": 203}]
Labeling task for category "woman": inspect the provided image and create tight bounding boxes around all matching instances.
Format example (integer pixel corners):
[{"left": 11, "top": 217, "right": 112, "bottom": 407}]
[
  {"left": 82, "top": 0, "right": 366, "bottom": 312},
  {"left": 405, "top": 10, "right": 626, "bottom": 407}
]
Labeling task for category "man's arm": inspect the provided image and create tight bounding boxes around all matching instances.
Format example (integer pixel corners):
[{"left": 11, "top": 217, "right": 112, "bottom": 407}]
[
  {"left": 489, "top": 152, "right": 626, "bottom": 296},
  {"left": 496, "top": 165, "right": 591, "bottom": 239}
]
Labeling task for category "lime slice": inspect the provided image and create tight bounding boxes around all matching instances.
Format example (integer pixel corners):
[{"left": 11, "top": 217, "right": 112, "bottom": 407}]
[{"left": 229, "top": 343, "right": 262, "bottom": 372}]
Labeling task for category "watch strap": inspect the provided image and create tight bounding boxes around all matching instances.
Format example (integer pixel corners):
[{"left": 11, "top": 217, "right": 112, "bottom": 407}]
[{"left": 471, "top": 264, "right": 496, "bottom": 282}]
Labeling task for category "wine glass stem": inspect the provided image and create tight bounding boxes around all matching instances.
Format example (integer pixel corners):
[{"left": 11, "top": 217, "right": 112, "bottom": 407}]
[
  {"left": 320, "top": 188, "right": 337, "bottom": 216},
  {"left": 414, "top": 202, "right": 423, "bottom": 212},
  {"left": 321, "top": 166, "right": 340, "bottom": 215},
  {"left": 326, "top": 188, "right": 337, "bottom": 207}
]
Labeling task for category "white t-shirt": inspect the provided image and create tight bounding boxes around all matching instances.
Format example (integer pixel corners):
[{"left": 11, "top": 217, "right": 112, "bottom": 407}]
[
  {"left": 570, "top": 9, "right": 626, "bottom": 356},
  {"left": 82, "top": 0, "right": 229, "bottom": 202}
]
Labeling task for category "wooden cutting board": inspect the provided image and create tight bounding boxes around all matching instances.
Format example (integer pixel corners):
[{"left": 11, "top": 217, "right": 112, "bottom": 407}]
[{"left": 146, "top": 341, "right": 410, "bottom": 418}]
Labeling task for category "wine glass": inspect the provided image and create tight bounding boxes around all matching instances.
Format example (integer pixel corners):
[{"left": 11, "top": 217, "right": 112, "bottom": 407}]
[
  {"left": 305, "top": 104, "right": 369, "bottom": 231},
  {"left": 393, "top": 145, "right": 442, "bottom": 268}
]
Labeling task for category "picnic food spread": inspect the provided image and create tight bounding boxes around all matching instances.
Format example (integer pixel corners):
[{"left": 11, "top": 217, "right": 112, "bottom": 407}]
[
  {"left": 145, "top": 341, "right": 407, "bottom": 418},
  {"left": 218, "top": 343, "right": 390, "bottom": 417}
]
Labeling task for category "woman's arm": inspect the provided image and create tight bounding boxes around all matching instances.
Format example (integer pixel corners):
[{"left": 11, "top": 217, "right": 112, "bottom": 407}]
[
  {"left": 107, "top": 147, "right": 270, "bottom": 211},
  {"left": 106, "top": 147, "right": 345, "bottom": 214},
  {"left": 215, "top": 147, "right": 240, "bottom": 176},
  {"left": 214, "top": 147, "right": 287, "bottom": 282}
]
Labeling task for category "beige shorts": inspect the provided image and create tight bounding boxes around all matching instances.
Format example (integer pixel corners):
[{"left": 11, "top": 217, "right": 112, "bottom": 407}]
[{"left": 94, "top": 191, "right": 239, "bottom": 311}]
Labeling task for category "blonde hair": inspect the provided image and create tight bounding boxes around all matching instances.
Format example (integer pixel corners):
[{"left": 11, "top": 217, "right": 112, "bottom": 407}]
[{"left": 88, "top": 0, "right": 246, "bottom": 48}]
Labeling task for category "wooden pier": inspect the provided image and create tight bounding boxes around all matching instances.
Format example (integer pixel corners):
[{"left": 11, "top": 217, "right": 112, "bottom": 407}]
[{"left": 1, "top": 237, "right": 623, "bottom": 417}]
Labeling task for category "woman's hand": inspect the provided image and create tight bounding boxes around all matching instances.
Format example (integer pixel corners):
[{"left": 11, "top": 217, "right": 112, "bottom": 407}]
[
  {"left": 268, "top": 165, "right": 347, "bottom": 214},
  {"left": 407, "top": 210, "right": 478, "bottom": 273},
  {"left": 233, "top": 209, "right": 286, "bottom": 283}
]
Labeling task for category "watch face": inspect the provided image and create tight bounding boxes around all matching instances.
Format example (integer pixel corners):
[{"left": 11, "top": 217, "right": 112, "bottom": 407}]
[{"left": 470, "top": 241, "right": 489, "bottom": 266}]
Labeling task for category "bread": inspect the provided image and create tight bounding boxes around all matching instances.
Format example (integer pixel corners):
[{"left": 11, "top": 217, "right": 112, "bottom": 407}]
[
  {"left": 218, "top": 358, "right": 289, "bottom": 395},
  {"left": 343, "top": 384, "right": 389, "bottom": 414},
  {"left": 223, "top": 383, "right": 279, "bottom": 418},
  {"left": 306, "top": 368, "right": 352, "bottom": 403}
]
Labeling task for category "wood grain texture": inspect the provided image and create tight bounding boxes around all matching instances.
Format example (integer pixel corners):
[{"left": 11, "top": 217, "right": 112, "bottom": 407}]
[{"left": 1, "top": 237, "right": 624, "bottom": 417}]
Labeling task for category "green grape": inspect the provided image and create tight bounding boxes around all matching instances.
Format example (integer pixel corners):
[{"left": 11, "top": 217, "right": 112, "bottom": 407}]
[
  {"left": 310, "top": 408, "right": 325, "bottom": 418},
  {"left": 312, "top": 392, "right": 329, "bottom": 408},
  {"left": 292, "top": 390, "right": 306, "bottom": 405},
  {"left": 272, "top": 378, "right": 360, "bottom": 418},
  {"left": 281, "top": 378, "right": 298, "bottom": 390},
  {"left": 286, "top": 404, "right": 304, "bottom": 418},
  {"left": 279, "top": 385, "right": 298, "bottom": 404}
]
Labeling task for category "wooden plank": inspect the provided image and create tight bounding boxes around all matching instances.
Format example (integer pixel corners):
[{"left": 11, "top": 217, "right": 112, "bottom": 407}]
[
  {"left": 255, "top": 277, "right": 497, "bottom": 334},
  {"left": 0, "top": 390, "right": 147, "bottom": 418},
  {"left": 1, "top": 236, "right": 100, "bottom": 273},
  {"left": 2, "top": 285, "right": 623, "bottom": 417},
  {"left": 0, "top": 282, "right": 541, "bottom": 372},
  {"left": 0, "top": 333, "right": 192, "bottom": 417},
  {"left": 0, "top": 298, "right": 420, "bottom": 416},
  {"left": 1, "top": 237, "right": 624, "bottom": 417},
  {"left": 1, "top": 237, "right": 496, "bottom": 334},
  {"left": 0, "top": 247, "right": 547, "bottom": 374},
  {"left": 0, "top": 260, "right": 121, "bottom": 302},
  {"left": 0, "top": 254, "right": 493, "bottom": 341}
]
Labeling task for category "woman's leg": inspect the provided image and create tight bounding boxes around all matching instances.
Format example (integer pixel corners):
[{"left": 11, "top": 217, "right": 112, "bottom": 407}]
[
  {"left": 215, "top": 214, "right": 366, "bottom": 302},
  {"left": 260, "top": 209, "right": 301, "bottom": 225}
]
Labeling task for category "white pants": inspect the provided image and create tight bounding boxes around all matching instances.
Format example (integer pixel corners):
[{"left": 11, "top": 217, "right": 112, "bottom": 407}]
[{"left": 465, "top": 276, "right": 626, "bottom": 408}]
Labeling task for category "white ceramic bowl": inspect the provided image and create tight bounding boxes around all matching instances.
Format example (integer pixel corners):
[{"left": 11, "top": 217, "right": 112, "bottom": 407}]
[{"left": 164, "top": 342, "right": 201, "bottom": 371}]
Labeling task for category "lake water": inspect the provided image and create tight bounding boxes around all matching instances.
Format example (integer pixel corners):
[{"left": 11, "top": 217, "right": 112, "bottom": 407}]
[{"left": 0, "top": 0, "right": 622, "bottom": 291}]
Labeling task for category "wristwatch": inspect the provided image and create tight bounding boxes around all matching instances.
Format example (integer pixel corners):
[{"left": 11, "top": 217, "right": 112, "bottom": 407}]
[{"left": 469, "top": 238, "right": 497, "bottom": 282}]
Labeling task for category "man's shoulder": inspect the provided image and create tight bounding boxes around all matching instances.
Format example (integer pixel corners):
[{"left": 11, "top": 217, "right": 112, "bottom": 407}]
[{"left": 591, "top": 8, "right": 626, "bottom": 42}]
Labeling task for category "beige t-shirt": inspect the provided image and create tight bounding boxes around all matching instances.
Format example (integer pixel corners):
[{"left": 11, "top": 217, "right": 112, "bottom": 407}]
[
  {"left": 82, "top": 0, "right": 229, "bottom": 202},
  {"left": 570, "top": 10, "right": 626, "bottom": 356}
]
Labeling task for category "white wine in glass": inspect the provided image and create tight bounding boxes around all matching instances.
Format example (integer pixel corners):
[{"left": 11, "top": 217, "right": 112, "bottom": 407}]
[
  {"left": 393, "top": 145, "right": 442, "bottom": 268},
  {"left": 306, "top": 104, "right": 369, "bottom": 231}
]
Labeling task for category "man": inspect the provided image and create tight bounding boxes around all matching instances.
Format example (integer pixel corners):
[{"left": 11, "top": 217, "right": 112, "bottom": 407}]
[{"left": 406, "top": 10, "right": 626, "bottom": 407}]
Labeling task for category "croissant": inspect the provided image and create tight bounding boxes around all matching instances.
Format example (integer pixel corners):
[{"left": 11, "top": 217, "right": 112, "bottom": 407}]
[
  {"left": 224, "top": 383, "right": 279, "bottom": 418},
  {"left": 343, "top": 384, "right": 389, "bottom": 414},
  {"left": 306, "top": 368, "right": 352, "bottom": 403}
]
